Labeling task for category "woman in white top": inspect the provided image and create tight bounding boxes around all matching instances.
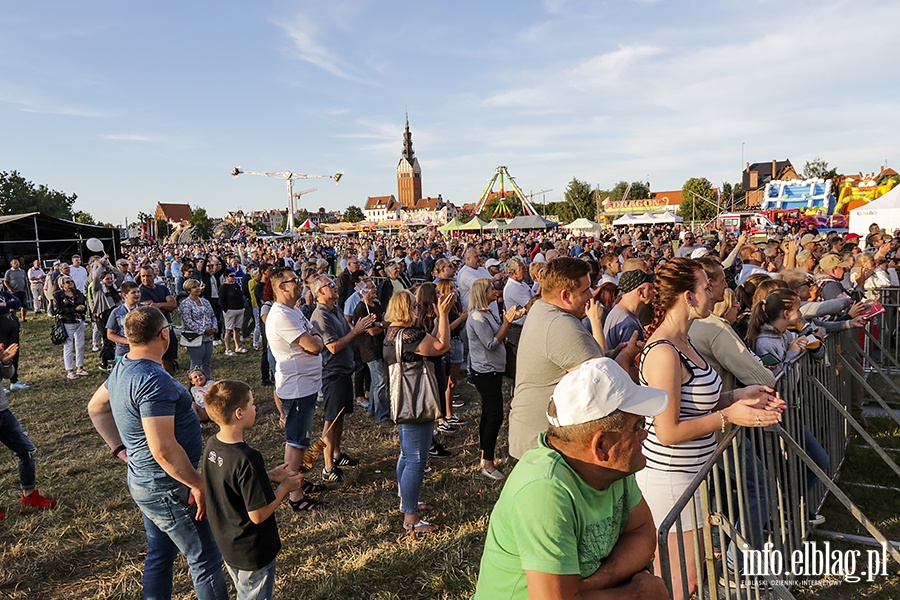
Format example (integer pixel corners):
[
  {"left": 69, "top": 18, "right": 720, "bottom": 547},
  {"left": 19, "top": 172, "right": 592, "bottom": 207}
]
[{"left": 637, "top": 257, "right": 784, "bottom": 599}]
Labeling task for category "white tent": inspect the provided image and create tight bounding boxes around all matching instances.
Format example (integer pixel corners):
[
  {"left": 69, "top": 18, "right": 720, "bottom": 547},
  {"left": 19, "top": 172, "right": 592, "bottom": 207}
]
[
  {"left": 612, "top": 214, "right": 637, "bottom": 226},
  {"left": 561, "top": 217, "right": 603, "bottom": 234},
  {"left": 654, "top": 210, "right": 684, "bottom": 224},
  {"left": 849, "top": 186, "right": 900, "bottom": 238}
]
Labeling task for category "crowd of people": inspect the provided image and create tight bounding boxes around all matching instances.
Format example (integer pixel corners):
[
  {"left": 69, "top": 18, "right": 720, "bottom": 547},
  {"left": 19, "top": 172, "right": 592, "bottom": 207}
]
[{"left": 1, "top": 218, "right": 893, "bottom": 598}]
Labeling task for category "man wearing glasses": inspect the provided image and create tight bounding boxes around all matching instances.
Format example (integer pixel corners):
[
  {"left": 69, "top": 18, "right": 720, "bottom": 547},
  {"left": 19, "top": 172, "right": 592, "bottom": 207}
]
[
  {"left": 266, "top": 268, "right": 327, "bottom": 511},
  {"left": 309, "top": 276, "right": 376, "bottom": 483},
  {"left": 675, "top": 232, "right": 697, "bottom": 257}
]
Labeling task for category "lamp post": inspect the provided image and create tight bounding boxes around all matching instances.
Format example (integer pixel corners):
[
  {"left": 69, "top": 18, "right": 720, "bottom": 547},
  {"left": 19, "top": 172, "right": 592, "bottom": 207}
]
[{"left": 231, "top": 167, "right": 343, "bottom": 233}]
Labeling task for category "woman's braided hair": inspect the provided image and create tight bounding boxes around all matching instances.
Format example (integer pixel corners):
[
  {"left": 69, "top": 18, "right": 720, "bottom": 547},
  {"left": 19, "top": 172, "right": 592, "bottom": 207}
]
[{"left": 646, "top": 256, "right": 703, "bottom": 338}]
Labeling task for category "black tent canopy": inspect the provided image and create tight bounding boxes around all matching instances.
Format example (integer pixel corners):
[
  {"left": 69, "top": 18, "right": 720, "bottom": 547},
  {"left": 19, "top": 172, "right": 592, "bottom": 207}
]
[{"left": 0, "top": 212, "right": 121, "bottom": 267}]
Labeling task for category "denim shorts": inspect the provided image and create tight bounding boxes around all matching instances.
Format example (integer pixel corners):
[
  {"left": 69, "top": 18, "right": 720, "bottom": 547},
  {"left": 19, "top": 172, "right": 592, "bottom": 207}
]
[
  {"left": 283, "top": 393, "right": 317, "bottom": 450},
  {"left": 443, "top": 337, "right": 464, "bottom": 364}
]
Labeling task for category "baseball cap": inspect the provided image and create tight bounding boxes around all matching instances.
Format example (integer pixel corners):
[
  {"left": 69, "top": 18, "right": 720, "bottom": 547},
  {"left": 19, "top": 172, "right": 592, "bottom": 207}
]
[
  {"left": 819, "top": 253, "right": 853, "bottom": 272},
  {"left": 618, "top": 269, "right": 654, "bottom": 295},
  {"left": 690, "top": 247, "right": 710, "bottom": 259},
  {"left": 800, "top": 233, "right": 823, "bottom": 246},
  {"left": 844, "top": 233, "right": 861, "bottom": 242},
  {"left": 485, "top": 258, "right": 502, "bottom": 269},
  {"left": 548, "top": 358, "right": 668, "bottom": 427}
]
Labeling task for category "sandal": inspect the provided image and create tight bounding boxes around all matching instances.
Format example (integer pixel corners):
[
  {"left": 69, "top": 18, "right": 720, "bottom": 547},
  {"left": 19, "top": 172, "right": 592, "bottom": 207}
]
[
  {"left": 288, "top": 497, "right": 325, "bottom": 512},
  {"left": 302, "top": 480, "right": 327, "bottom": 495},
  {"left": 402, "top": 519, "right": 440, "bottom": 534}
]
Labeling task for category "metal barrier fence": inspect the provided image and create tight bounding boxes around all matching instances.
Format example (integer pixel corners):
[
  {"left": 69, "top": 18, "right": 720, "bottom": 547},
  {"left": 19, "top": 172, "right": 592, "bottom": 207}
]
[{"left": 656, "top": 326, "right": 900, "bottom": 599}]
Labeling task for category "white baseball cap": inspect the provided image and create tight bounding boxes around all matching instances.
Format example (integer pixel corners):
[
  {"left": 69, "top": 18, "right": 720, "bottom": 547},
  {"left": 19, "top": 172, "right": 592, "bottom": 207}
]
[
  {"left": 548, "top": 358, "right": 669, "bottom": 427},
  {"left": 485, "top": 258, "right": 502, "bottom": 269}
]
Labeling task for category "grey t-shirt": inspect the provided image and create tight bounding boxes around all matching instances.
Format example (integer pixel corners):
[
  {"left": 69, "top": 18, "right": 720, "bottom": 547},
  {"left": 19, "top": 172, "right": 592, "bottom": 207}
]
[
  {"left": 4, "top": 268, "right": 25, "bottom": 292},
  {"left": 508, "top": 300, "right": 602, "bottom": 459},
  {"left": 603, "top": 304, "right": 644, "bottom": 350},
  {"left": 310, "top": 302, "right": 355, "bottom": 376}
]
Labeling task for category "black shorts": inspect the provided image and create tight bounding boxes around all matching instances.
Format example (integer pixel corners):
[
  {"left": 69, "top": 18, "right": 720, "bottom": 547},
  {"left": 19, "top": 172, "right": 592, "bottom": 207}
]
[
  {"left": 163, "top": 324, "right": 179, "bottom": 361},
  {"left": 13, "top": 292, "right": 26, "bottom": 310},
  {"left": 322, "top": 373, "right": 354, "bottom": 422}
]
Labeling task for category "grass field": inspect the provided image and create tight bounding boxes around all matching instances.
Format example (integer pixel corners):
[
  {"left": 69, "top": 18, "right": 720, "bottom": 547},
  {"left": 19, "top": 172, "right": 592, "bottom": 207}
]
[{"left": 2, "top": 315, "right": 899, "bottom": 598}]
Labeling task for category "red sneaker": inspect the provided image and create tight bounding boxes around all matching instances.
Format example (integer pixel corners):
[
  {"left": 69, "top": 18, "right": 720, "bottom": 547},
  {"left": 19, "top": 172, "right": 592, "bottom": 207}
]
[{"left": 21, "top": 491, "right": 57, "bottom": 510}]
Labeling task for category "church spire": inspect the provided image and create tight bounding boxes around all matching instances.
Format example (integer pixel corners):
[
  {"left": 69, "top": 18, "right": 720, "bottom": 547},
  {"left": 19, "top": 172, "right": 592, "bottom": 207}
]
[{"left": 402, "top": 112, "right": 415, "bottom": 162}]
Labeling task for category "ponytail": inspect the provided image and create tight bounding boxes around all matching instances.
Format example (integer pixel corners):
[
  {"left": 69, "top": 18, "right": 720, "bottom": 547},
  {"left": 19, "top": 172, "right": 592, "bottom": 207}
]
[{"left": 745, "top": 288, "right": 799, "bottom": 351}]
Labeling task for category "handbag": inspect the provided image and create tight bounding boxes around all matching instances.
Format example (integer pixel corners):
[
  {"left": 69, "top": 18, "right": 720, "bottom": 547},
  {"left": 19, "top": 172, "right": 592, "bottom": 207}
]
[
  {"left": 388, "top": 329, "right": 442, "bottom": 424},
  {"left": 50, "top": 318, "right": 68, "bottom": 345},
  {"left": 179, "top": 330, "right": 203, "bottom": 348}
]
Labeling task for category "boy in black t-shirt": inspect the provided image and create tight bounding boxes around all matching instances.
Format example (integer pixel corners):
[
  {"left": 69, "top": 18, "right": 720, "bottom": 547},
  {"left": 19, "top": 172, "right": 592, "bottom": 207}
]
[{"left": 202, "top": 381, "right": 303, "bottom": 599}]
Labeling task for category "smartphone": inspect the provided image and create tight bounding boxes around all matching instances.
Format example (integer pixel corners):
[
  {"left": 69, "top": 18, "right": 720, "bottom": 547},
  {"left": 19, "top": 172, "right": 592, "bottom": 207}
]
[{"left": 759, "top": 353, "right": 781, "bottom": 367}]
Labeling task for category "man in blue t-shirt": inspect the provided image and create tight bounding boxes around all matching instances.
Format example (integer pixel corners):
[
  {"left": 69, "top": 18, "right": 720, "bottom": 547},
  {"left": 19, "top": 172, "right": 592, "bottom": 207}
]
[
  {"left": 138, "top": 265, "right": 178, "bottom": 375},
  {"left": 88, "top": 306, "right": 227, "bottom": 599}
]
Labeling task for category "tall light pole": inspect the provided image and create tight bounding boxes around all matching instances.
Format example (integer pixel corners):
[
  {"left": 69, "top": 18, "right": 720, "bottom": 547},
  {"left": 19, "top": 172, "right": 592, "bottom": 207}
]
[{"left": 231, "top": 167, "right": 343, "bottom": 233}]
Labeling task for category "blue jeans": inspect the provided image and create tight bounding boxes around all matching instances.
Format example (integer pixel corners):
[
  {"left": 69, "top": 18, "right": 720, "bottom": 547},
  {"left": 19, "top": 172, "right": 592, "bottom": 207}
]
[
  {"left": 127, "top": 476, "right": 227, "bottom": 600},
  {"left": 0, "top": 408, "right": 36, "bottom": 489},
  {"left": 803, "top": 427, "right": 830, "bottom": 491},
  {"left": 367, "top": 359, "right": 390, "bottom": 422},
  {"left": 252, "top": 307, "right": 261, "bottom": 348},
  {"left": 225, "top": 558, "right": 276, "bottom": 600},
  {"left": 282, "top": 393, "right": 317, "bottom": 450},
  {"left": 187, "top": 341, "right": 214, "bottom": 379},
  {"left": 396, "top": 421, "right": 434, "bottom": 514}
]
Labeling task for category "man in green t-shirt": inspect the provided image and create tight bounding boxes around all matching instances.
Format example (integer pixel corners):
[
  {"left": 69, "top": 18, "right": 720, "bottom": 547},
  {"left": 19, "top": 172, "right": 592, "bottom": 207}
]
[{"left": 473, "top": 358, "right": 670, "bottom": 600}]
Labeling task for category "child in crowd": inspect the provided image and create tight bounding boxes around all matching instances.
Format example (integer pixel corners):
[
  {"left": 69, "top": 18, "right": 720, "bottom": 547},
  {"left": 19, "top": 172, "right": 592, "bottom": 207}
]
[
  {"left": 188, "top": 367, "right": 215, "bottom": 423},
  {"left": 105, "top": 281, "right": 142, "bottom": 366},
  {"left": 745, "top": 287, "right": 830, "bottom": 512},
  {"left": 202, "top": 380, "right": 303, "bottom": 600},
  {"left": 745, "top": 288, "right": 824, "bottom": 380}
]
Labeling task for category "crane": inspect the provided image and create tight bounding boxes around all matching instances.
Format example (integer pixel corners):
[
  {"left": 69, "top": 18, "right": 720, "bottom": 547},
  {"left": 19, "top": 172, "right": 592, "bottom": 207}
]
[{"left": 231, "top": 167, "right": 343, "bottom": 233}]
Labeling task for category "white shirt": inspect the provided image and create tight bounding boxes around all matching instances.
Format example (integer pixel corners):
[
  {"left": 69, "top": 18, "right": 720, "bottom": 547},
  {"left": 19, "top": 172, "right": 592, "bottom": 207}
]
[
  {"left": 69, "top": 265, "right": 89, "bottom": 292},
  {"left": 457, "top": 265, "right": 492, "bottom": 312},
  {"left": 266, "top": 302, "right": 323, "bottom": 399},
  {"left": 28, "top": 267, "right": 45, "bottom": 283},
  {"left": 503, "top": 278, "right": 534, "bottom": 326},
  {"left": 736, "top": 264, "right": 770, "bottom": 286}
]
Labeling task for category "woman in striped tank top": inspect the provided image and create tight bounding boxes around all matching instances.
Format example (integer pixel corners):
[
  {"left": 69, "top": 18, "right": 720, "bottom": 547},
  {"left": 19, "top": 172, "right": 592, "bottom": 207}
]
[{"left": 635, "top": 257, "right": 783, "bottom": 600}]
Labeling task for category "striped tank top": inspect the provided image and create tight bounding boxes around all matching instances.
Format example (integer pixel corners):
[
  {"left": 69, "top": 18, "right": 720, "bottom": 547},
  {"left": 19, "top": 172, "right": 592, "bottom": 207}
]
[{"left": 639, "top": 339, "right": 723, "bottom": 474}]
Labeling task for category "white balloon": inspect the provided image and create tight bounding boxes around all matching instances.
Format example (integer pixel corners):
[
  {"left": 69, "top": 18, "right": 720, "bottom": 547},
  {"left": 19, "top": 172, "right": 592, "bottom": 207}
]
[{"left": 86, "top": 238, "right": 104, "bottom": 252}]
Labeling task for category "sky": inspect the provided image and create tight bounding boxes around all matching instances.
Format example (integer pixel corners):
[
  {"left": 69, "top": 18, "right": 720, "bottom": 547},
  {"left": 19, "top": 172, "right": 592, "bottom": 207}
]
[{"left": 2, "top": 0, "right": 899, "bottom": 226}]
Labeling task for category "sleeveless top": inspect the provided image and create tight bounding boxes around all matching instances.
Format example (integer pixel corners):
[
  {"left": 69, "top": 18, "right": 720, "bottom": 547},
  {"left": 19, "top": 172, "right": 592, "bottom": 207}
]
[{"left": 639, "top": 339, "right": 722, "bottom": 474}]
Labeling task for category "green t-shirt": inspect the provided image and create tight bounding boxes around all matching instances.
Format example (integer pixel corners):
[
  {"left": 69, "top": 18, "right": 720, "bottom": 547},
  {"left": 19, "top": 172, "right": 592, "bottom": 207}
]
[{"left": 472, "top": 432, "right": 642, "bottom": 600}]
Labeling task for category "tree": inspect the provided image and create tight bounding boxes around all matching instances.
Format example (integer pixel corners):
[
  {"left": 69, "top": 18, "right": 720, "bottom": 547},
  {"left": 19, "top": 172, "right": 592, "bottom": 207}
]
[
  {"left": 0, "top": 170, "right": 77, "bottom": 218},
  {"left": 343, "top": 205, "right": 365, "bottom": 223},
  {"left": 802, "top": 157, "right": 839, "bottom": 180},
  {"left": 189, "top": 206, "right": 213, "bottom": 240},
  {"left": 608, "top": 180, "right": 650, "bottom": 203},
  {"left": 558, "top": 177, "right": 595, "bottom": 223},
  {"left": 72, "top": 210, "right": 96, "bottom": 225},
  {"left": 678, "top": 177, "right": 719, "bottom": 223}
]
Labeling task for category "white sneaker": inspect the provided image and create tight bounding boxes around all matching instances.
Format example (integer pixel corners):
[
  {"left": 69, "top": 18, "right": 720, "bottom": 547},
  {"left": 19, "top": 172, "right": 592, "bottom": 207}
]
[
  {"left": 213, "top": 340, "right": 222, "bottom": 346},
  {"left": 224, "top": 350, "right": 235, "bottom": 357},
  {"left": 66, "top": 371, "right": 78, "bottom": 380},
  {"left": 235, "top": 347, "right": 248, "bottom": 353}
]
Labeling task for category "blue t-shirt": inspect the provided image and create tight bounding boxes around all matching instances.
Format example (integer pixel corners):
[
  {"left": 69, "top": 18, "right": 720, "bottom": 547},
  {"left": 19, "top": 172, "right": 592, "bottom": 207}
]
[
  {"left": 108, "top": 357, "right": 202, "bottom": 488},
  {"left": 140, "top": 284, "right": 173, "bottom": 322},
  {"left": 106, "top": 304, "right": 137, "bottom": 356}
]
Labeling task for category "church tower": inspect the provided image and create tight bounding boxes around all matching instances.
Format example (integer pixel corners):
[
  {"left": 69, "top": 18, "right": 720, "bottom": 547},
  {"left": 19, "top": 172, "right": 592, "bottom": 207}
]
[{"left": 396, "top": 115, "right": 422, "bottom": 208}]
